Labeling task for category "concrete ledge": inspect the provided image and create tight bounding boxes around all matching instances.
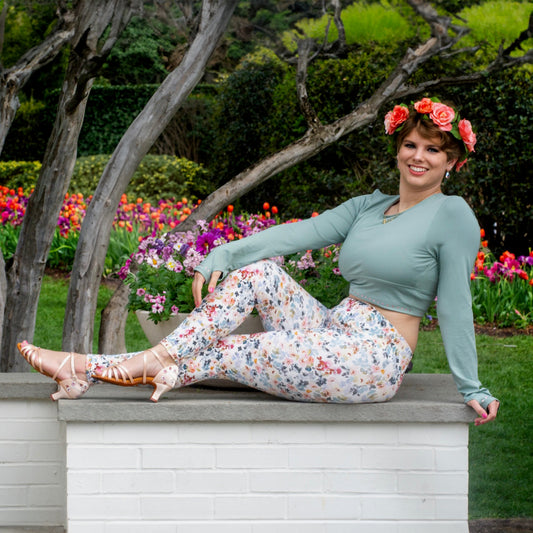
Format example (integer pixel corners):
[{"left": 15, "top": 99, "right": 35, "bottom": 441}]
[
  {"left": 0, "top": 526, "right": 65, "bottom": 533},
  {"left": 0, "top": 372, "right": 475, "bottom": 424}
]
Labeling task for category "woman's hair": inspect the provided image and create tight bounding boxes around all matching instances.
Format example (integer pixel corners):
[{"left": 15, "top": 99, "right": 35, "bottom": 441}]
[{"left": 395, "top": 112, "right": 466, "bottom": 163}]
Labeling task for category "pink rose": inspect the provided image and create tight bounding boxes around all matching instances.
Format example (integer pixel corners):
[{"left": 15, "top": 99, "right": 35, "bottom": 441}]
[
  {"left": 429, "top": 102, "right": 455, "bottom": 131},
  {"left": 414, "top": 98, "right": 434, "bottom": 114},
  {"left": 458, "top": 118, "right": 476, "bottom": 152},
  {"left": 384, "top": 105, "right": 409, "bottom": 134}
]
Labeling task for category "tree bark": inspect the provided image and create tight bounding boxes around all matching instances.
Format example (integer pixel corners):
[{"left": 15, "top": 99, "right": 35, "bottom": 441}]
[
  {"left": 0, "top": 9, "right": 75, "bottom": 155},
  {"left": 63, "top": 0, "right": 238, "bottom": 353},
  {"left": 0, "top": 0, "right": 141, "bottom": 372},
  {"left": 98, "top": 281, "right": 129, "bottom": 354}
]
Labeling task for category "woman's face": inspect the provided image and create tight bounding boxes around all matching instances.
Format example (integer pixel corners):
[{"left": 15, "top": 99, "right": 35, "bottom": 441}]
[{"left": 396, "top": 128, "right": 457, "bottom": 197}]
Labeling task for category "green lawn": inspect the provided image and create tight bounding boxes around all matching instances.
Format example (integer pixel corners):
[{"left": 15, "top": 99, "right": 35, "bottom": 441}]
[{"left": 34, "top": 275, "right": 532, "bottom": 519}]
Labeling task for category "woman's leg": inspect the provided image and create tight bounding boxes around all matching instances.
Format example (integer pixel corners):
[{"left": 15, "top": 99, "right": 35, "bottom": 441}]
[
  {"left": 160, "top": 259, "right": 329, "bottom": 360},
  {"left": 18, "top": 260, "right": 324, "bottom": 397},
  {"left": 174, "top": 298, "right": 412, "bottom": 403},
  {"left": 91, "top": 260, "right": 328, "bottom": 379}
]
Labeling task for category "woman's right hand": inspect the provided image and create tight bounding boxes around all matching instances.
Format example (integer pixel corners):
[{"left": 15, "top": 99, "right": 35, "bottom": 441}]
[{"left": 192, "top": 271, "right": 222, "bottom": 307}]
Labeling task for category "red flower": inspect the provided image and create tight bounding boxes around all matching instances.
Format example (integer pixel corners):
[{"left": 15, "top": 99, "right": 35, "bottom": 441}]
[
  {"left": 413, "top": 98, "right": 434, "bottom": 114},
  {"left": 458, "top": 119, "right": 476, "bottom": 152},
  {"left": 384, "top": 105, "right": 409, "bottom": 134}
]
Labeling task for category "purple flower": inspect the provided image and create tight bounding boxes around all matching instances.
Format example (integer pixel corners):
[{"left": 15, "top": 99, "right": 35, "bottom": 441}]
[
  {"left": 195, "top": 229, "right": 223, "bottom": 255},
  {"left": 136, "top": 288, "right": 146, "bottom": 297}
]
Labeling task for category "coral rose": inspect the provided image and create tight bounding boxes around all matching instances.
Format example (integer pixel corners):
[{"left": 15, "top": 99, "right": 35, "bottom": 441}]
[
  {"left": 458, "top": 118, "right": 476, "bottom": 152},
  {"left": 414, "top": 98, "right": 434, "bottom": 114},
  {"left": 429, "top": 102, "right": 455, "bottom": 131},
  {"left": 384, "top": 105, "right": 409, "bottom": 134}
]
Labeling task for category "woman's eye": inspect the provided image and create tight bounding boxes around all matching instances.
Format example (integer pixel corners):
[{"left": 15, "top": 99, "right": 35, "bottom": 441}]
[{"left": 428, "top": 147, "right": 440, "bottom": 153}]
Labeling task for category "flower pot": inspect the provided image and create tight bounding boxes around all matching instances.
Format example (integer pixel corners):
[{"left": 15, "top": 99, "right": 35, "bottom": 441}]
[{"left": 135, "top": 310, "right": 264, "bottom": 389}]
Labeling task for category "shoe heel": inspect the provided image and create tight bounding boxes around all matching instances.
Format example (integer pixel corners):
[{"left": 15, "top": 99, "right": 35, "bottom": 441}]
[
  {"left": 150, "top": 381, "right": 172, "bottom": 403},
  {"left": 51, "top": 379, "right": 89, "bottom": 400},
  {"left": 51, "top": 385, "right": 69, "bottom": 401}
]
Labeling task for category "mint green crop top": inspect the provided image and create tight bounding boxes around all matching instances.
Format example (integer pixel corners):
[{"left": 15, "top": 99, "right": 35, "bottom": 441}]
[{"left": 196, "top": 190, "right": 496, "bottom": 408}]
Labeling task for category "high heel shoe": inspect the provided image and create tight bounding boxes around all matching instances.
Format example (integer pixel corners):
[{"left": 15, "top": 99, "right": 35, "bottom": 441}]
[
  {"left": 91, "top": 349, "right": 179, "bottom": 402},
  {"left": 17, "top": 342, "right": 89, "bottom": 400}
]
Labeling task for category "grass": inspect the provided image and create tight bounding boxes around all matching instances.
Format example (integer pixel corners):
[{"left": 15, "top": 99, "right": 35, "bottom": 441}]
[
  {"left": 34, "top": 276, "right": 532, "bottom": 519},
  {"left": 34, "top": 275, "right": 149, "bottom": 353}
]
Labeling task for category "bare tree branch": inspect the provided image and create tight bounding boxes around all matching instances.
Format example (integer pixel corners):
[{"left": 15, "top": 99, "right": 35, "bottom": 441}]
[
  {"left": 330, "top": 0, "right": 346, "bottom": 51},
  {"left": 296, "top": 39, "right": 321, "bottom": 130}
]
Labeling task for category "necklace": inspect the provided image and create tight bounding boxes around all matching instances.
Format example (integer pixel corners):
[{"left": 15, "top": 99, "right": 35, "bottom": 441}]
[
  {"left": 383, "top": 213, "right": 400, "bottom": 224},
  {"left": 383, "top": 202, "right": 400, "bottom": 224}
]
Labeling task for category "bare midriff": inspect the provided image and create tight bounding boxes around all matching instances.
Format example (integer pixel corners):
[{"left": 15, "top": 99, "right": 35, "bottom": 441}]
[{"left": 350, "top": 295, "right": 421, "bottom": 352}]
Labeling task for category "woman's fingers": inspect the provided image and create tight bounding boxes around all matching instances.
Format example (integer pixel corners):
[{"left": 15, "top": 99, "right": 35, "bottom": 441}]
[
  {"left": 467, "top": 399, "right": 500, "bottom": 426},
  {"left": 192, "top": 272, "right": 206, "bottom": 308},
  {"left": 207, "top": 271, "right": 222, "bottom": 294},
  {"left": 192, "top": 271, "right": 222, "bottom": 307}
]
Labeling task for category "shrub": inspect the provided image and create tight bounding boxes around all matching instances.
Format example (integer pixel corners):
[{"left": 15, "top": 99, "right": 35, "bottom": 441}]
[
  {"left": 0, "top": 97, "right": 52, "bottom": 162},
  {"left": 0, "top": 160, "right": 41, "bottom": 190},
  {"left": 459, "top": 1, "right": 533, "bottom": 54},
  {"left": 71, "top": 154, "right": 208, "bottom": 201},
  {"left": 440, "top": 69, "right": 533, "bottom": 255}
]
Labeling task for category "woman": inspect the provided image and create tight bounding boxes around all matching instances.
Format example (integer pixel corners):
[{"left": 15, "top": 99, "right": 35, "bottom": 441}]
[{"left": 18, "top": 97, "right": 499, "bottom": 425}]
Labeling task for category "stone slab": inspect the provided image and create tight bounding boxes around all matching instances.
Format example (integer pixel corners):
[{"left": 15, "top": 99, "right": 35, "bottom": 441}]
[{"left": 0, "top": 373, "right": 475, "bottom": 424}]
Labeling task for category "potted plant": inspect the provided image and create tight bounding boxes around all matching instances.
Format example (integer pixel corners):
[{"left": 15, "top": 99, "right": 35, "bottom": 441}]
[{"left": 118, "top": 213, "right": 279, "bottom": 344}]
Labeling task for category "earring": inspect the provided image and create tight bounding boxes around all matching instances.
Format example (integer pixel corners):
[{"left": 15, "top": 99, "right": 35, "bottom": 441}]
[{"left": 445, "top": 170, "right": 450, "bottom": 179}]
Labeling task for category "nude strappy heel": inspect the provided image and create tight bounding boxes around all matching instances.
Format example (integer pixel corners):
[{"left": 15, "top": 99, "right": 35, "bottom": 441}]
[
  {"left": 91, "top": 349, "right": 179, "bottom": 402},
  {"left": 17, "top": 342, "right": 89, "bottom": 400}
]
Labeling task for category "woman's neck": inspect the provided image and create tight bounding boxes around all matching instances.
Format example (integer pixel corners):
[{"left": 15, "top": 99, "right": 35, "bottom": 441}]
[{"left": 397, "top": 186, "right": 441, "bottom": 213}]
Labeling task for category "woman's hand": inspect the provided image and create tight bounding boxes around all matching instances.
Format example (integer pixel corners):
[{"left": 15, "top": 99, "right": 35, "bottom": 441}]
[
  {"left": 467, "top": 399, "right": 500, "bottom": 426},
  {"left": 192, "top": 271, "right": 222, "bottom": 307}
]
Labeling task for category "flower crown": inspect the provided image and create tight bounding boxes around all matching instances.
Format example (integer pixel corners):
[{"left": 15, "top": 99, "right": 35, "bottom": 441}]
[{"left": 384, "top": 97, "right": 476, "bottom": 171}]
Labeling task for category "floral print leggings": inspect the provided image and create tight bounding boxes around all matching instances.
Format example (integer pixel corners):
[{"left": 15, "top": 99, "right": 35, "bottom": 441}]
[{"left": 87, "top": 260, "right": 412, "bottom": 403}]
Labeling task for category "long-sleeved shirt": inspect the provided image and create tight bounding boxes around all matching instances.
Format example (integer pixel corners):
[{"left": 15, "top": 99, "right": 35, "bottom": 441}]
[{"left": 195, "top": 190, "right": 497, "bottom": 408}]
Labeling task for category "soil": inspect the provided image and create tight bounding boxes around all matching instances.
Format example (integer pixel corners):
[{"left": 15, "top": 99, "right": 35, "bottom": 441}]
[
  {"left": 469, "top": 519, "right": 533, "bottom": 532},
  {"left": 421, "top": 320, "right": 532, "bottom": 337}
]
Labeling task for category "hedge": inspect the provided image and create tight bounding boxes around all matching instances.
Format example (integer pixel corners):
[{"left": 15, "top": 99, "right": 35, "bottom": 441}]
[{"left": 0, "top": 154, "right": 208, "bottom": 203}]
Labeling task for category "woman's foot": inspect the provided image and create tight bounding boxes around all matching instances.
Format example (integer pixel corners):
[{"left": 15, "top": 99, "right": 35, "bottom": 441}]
[
  {"left": 91, "top": 345, "right": 179, "bottom": 402},
  {"left": 17, "top": 341, "right": 89, "bottom": 400}
]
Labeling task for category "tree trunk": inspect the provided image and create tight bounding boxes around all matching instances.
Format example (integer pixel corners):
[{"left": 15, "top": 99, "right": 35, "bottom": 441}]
[
  {"left": 0, "top": 0, "right": 141, "bottom": 372},
  {"left": 98, "top": 281, "right": 129, "bottom": 354},
  {"left": 63, "top": 0, "right": 238, "bottom": 353},
  {"left": 0, "top": 14, "right": 75, "bottom": 154}
]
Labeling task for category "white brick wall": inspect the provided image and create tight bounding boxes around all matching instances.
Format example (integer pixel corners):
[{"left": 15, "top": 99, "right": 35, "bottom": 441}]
[
  {"left": 0, "top": 399, "right": 65, "bottom": 527},
  {"left": 65, "top": 421, "right": 470, "bottom": 533}
]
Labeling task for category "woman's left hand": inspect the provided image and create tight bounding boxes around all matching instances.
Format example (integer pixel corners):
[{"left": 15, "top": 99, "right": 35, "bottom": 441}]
[{"left": 467, "top": 399, "right": 500, "bottom": 426}]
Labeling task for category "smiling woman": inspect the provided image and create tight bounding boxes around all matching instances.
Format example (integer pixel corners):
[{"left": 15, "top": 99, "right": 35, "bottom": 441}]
[{"left": 18, "top": 97, "right": 499, "bottom": 430}]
